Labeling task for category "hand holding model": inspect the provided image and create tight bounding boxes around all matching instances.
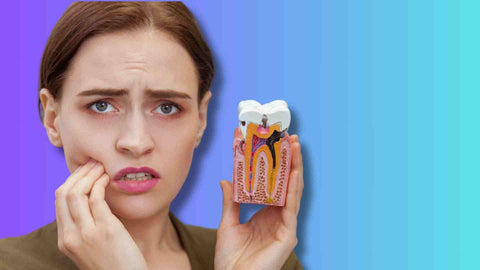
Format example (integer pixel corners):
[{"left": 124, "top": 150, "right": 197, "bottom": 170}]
[
  {"left": 216, "top": 132, "right": 304, "bottom": 269},
  {"left": 54, "top": 159, "right": 148, "bottom": 270},
  {"left": 215, "top": 100, "right": 303, "bottom": 270}
]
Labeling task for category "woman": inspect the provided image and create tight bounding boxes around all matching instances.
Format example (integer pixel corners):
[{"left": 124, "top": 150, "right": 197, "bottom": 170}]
[{"left": 0, "top": 2, "right": 304, "bottom": 270}]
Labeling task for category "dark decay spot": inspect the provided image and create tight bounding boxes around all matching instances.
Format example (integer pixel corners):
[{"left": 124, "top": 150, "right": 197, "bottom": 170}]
[{"left": 266, "top": 129, "right": 287, "bottom": 169}]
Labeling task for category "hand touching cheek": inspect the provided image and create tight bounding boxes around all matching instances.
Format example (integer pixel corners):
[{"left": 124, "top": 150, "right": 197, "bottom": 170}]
[{"left": 55, "top": 158, "right": 148, "bottom": 270}]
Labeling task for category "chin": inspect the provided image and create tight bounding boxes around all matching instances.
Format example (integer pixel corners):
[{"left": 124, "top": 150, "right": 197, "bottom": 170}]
[{"left": 105, "top": 192, "right": 169, "bottom": 221}]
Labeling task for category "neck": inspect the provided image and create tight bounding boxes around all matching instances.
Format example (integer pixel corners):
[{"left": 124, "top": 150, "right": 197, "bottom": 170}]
[{"left": 117, "top": 207, "right": 183, "bottom": 260}]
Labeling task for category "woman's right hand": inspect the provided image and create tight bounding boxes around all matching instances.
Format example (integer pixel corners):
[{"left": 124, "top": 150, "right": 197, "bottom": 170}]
[{"left": 54, "top": 158, "right": 148, "bottom": 270}]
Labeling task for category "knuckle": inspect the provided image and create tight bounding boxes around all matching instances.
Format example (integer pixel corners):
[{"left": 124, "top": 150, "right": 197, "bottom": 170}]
[
  {"left": 57, "top": 241, "right": 66, "bottom": 254},
  {"left": 286, "top": 233, "right": 298, "bottom": 247},
  {"left": 88, "top": 195, "right": 97, "bottom": 207},
  {"left": 291, "top": 237, "right": 298, "bottom": 247},
  {"left": 55, "top": 188, "right": 65, "bottom": 199},
  {"left": 66, "top": 190, "right": 80, "bottom": 201},
  {"left": 62, "top": 234, "right": 79, "bottom": 252},
  {"left": 80, "top": 227, "right": 96, "bottom": 243}
]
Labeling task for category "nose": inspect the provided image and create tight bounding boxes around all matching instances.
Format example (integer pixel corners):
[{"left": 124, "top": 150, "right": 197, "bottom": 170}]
[{"left": 116, "top": 111, "right": 154, "bottom": 158}]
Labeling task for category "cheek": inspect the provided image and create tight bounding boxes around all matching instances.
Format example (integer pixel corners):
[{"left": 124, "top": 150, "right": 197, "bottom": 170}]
[
  {"left": 59, "top": 116, "right": 114, "bottom": 171},
  {"left": 154, "top": 119, "right": 198, "bottom": 172}
]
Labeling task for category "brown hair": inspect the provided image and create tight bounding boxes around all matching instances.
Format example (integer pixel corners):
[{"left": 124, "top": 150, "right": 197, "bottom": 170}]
[{"left": 38, "top": 1, "right": 214, "bottom": 124}]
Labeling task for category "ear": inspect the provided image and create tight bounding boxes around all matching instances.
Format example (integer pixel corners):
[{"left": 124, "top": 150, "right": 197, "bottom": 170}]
[
  {"left": 194, "top": 90, "right": 212, "bottom": 148},
  {"left": 39, "top": 88, "right": 63, "bottom": 147}
]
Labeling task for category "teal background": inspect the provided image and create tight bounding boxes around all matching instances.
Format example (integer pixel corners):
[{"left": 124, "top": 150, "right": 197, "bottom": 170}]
[{"left": 0, "top": 0, "right": 477, "bottom": 269}]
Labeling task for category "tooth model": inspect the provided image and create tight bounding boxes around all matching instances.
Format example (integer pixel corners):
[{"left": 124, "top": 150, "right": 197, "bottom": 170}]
[{"left": 232, "top": 100, "right": 292, "bottom": 206}]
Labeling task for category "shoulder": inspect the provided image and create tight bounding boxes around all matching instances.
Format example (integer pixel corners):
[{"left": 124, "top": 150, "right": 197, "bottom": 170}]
[
  {"left": 183, "top": 222, "right": 218, "bottom": 261},
  {"left": 169, "top": 211, "right": 218, "bottom": 268},
  {"left": 0, "top": 220, "right": 78, "bottom": 270},
  {"left": 183, "top": 223, "right": 218, "bottom": 247}
]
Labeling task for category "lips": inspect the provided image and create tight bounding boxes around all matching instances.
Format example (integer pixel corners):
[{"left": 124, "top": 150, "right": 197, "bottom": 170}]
[{"left": 113, "top": 166, "right": 160, "bottom": 181}]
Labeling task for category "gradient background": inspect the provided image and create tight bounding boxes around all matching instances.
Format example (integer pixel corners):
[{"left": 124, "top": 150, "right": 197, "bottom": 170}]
[{"left": 0, "top": 0, "right": 476, "bottom": 269}]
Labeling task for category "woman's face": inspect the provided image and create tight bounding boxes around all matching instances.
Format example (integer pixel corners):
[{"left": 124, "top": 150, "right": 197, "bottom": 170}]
[{"left": 40, "top": 29, "right": 211, "bottom": 220}]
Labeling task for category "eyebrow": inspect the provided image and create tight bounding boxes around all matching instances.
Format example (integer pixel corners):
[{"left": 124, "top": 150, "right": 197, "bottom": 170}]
[{"left": 77, "top": 88, "right": 192, "bottom": 99}]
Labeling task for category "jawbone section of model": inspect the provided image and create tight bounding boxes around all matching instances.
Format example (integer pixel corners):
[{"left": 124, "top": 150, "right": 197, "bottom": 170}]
[{"left": 232, "top": 100, "right": 292, "bottom": 207}]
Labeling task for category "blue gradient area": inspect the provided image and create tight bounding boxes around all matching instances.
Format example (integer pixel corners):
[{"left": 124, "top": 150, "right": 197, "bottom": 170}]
[{"left": 0, "top": 0, "right": 476, "bottom": 269}]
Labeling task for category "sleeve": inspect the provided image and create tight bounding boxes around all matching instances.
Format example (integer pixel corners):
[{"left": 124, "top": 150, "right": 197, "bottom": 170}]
[
  {"left": 281, "top": 251, "right": 303, "bottom": 270},
  {"left": 0, "top": 234, "right": 79, "bottom": 270},
  {"left": 0, "top": 237, "right": 36, "bottom": 270}
]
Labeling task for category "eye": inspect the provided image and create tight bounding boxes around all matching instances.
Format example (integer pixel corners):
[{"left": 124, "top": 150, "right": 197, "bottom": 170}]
[
  {"left": 155, "top": 103, "right": 181, "bottom": 116},
  {"left": 88, "top": 100, "right": 115, "bottom": 113}
]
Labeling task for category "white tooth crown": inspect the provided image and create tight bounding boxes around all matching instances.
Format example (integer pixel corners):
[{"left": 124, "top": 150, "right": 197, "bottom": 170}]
[
  {"left": 125, "top": 172, "right": 152, "bottom": 179},
  {"left": 238, "top": 100, "right": 291, "bottom": 138}
]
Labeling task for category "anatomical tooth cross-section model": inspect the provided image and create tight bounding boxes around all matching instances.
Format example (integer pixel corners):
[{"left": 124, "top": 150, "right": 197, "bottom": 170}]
[{"left": 232, "top": 100, "right": 292, "bottom": 207}]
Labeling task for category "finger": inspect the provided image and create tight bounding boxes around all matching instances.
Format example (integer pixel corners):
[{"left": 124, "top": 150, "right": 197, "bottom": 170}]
[
  {"left": 54, "top": 205, "right": 74, "bottom": 258},
  {"left": 61, "top": 158, "right": 97, "bottom": 191},
  {"left": 89, "top": 173, "right": 113, "bottom": 224},
  {"left": 294, "top": 141, "right": 304, "bottom": 215},
  {"left": 55, "top": 191, "right": 76, "bottom": 235},
  {"left": 55, "top": 198, "right": 69, "bottom": 253},
  {"left": 289, "top": 134, "right": 299, "bottom": 145},
  {"left": 289, "top": 135, "right": 303, "bottom": 180},
  {"left": 76, "top": 162, "right": 105, "bottom": 196},
  {"left": 283, "top": 169, "right": 299, "bottom": 230},
  {"left": 55, "top": 161, "right": 95, "bottom": 236},
  {"left": 296, "top": 189, "right": 303, "bottom": 215},
  {"left": 219, "top": 180, "right": 240, "bottom": 228},
  {"left": 67, "top": 162, "right": 105, "bottom": 229}
]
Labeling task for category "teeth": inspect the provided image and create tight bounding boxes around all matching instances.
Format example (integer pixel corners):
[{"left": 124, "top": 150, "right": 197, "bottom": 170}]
[
  {"left": 126, "top": 173, "right": 148, "bottom": 178},
  {"left": 238, "top": 100, "right": 291, "bottom": 138},
  {"left": 121, "top": 173, "right": 154, "bottom": 181}
]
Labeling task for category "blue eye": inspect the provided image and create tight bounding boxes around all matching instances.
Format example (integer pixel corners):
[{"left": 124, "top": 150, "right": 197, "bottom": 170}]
[
  {"left": 87, "top": 101, "right": 181, "bottom": 116},
  {"left": 156, "top": 103, "right": 180, "bottom": 115},
  {"left": 89, "top": 101, "right": 115, "bottom": 113}
]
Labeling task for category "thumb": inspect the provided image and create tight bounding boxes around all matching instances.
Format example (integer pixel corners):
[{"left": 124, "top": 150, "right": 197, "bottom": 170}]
[{"left": 219, "top": 180, "right": 240, "bottom": 228}]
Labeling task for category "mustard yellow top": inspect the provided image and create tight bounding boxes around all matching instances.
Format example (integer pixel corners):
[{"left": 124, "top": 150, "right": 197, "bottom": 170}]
[{"left": 0, "top": 211, "right": 303, "bottom": 270}]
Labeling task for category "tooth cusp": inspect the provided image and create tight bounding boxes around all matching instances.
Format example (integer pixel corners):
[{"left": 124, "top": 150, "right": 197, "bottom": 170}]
[{"left": 238, "top": 100, "right": 291, "bottom": 139}]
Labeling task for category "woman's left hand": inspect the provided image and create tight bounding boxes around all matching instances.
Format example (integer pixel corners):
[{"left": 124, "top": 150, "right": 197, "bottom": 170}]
[{"left": 215, "top": 135, "right": 304, "bottom": 270}]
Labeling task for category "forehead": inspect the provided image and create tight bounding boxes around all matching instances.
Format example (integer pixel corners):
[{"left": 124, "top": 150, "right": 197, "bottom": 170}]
[{"left": 63, "top": 29, "right": 198, "bottom": 100}]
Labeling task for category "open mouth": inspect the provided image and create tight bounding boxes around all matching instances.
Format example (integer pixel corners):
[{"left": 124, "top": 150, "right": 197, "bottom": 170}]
[
  {"left": 113, "top": 166, "right": 161, "bottom": 193},
  {"left": 119, "top": 173, "right": 155, "bottom": 181},
  {"left": 113, "top": 166, "right": 160, "bottom": 181}
]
